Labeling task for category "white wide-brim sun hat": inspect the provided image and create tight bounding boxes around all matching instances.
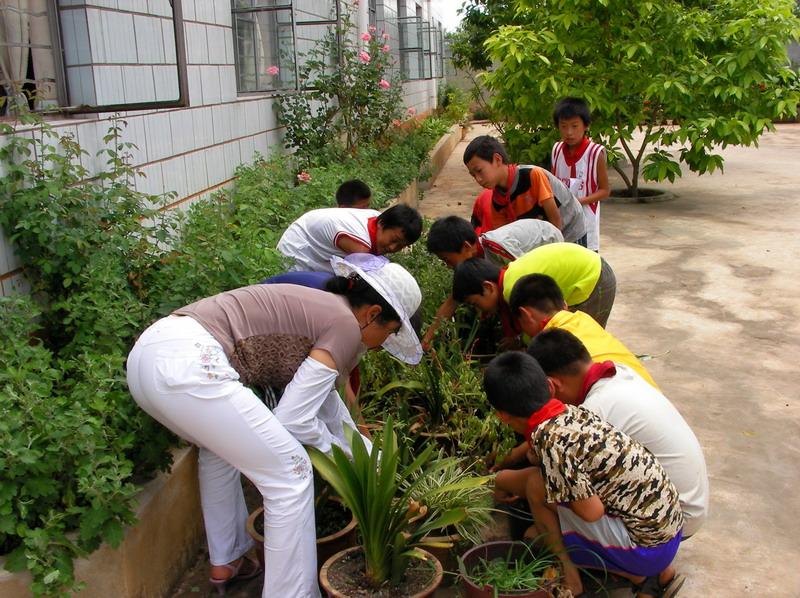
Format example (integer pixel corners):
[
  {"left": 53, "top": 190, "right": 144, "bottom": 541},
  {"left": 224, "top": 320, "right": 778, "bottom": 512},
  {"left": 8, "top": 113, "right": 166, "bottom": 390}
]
[{"left": 330, "top": 253, "right": 423, "bottom": 365}]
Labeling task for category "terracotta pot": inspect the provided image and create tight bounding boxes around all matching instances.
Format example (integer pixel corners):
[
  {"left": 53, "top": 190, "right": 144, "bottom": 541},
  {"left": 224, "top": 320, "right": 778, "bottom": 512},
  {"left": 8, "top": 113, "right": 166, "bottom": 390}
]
[
  {"left": 246, "top": 497, "right": 358, "bottom": 572},
  {"left": 459, "top": 541, "right": 556, "bottom": 598},
  {"left": 319, "top": 546, "right": 443, "bottom": 598}
]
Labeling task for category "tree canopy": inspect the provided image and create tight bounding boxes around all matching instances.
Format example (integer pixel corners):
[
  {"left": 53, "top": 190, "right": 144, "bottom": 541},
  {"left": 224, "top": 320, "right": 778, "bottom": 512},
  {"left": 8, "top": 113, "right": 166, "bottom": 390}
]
[{"left": 468, "top": 0, "right": 800, "bottom": 196}]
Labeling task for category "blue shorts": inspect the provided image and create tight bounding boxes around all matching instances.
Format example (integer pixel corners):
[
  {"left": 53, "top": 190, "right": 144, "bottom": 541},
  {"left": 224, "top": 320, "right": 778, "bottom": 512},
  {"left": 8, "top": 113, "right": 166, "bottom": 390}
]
[{"left": 557, "top": 506, "right": 682, "bottom": 577}]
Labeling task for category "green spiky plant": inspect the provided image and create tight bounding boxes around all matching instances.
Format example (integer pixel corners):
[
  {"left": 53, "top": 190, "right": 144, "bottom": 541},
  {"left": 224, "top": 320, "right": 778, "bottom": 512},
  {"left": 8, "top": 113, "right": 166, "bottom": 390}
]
[{"left": 307, "top": 417, "right": 489, "bottom": 588}]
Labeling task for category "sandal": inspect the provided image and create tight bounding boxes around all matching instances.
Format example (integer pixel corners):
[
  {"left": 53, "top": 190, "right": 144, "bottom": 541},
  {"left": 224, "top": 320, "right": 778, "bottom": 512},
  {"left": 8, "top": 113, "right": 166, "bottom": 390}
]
[
  {"left": 209, "top": 556, "right": 262, "bottom": 595},
  {"left": 633, "top": 572, "right": 686, "bottom": 598}
]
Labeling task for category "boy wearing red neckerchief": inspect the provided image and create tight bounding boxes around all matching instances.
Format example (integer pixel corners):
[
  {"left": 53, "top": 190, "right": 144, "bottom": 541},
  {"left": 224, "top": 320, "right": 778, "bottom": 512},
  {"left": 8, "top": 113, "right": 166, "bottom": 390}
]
[
  {"left": 463, "top": 136, "right": 586, "bottom": 245},
  {"left": 551, "top": 98, "right": 610, "bottom": 252},
  {"left": 484, "top": 352, "right": 684, "bottom": 598}
]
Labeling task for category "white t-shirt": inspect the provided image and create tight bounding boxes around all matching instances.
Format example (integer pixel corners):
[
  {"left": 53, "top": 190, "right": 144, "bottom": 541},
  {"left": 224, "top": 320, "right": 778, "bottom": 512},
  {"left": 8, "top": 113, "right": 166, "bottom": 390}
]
[
  {"left": 584, "top": 363, "right": 709, "bottom": 537},
  {"left": 479, "top": 219, "right": 564, "bottom": 266},
  {"left": 277, "top": 207, "right": 380, "bottom": 273}
]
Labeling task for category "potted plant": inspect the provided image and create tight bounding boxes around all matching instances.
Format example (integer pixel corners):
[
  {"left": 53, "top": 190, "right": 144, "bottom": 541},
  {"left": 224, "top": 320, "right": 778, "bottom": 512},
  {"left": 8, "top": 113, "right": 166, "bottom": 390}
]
[
  {"left": 459, "top": 541, "right": 559, "bottom": 598},
  {"left": 309, "top": 416, "right": 485, "bottom": 597},
  {"left": 406, "top": 457, "right": 494, "bottom": 582},
  {"left": 246, "top": 477, "right": 358, "bottom": 572}
]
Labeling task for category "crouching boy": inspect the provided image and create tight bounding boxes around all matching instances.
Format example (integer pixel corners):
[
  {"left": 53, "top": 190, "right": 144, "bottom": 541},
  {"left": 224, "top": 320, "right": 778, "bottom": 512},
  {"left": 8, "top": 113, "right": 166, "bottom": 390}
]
[{"left": 484, "top": 351, "right": 685, "bottom": 598}]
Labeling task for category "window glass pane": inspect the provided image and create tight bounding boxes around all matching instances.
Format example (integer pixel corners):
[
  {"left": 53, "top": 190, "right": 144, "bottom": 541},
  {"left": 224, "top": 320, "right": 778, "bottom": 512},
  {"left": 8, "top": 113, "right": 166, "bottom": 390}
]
[
  {"left": 234, "top": 8, "right": 296, "bottom": 92},
  {"left": 233, "top": 0, "right": 292, "bottom": 9}
]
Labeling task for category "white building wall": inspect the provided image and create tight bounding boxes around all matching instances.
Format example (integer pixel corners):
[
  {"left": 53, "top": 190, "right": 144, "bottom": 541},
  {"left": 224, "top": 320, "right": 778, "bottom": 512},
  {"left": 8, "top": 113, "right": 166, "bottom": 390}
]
[{"left": 0, "top": 0, "right": 445, "bottom": 295}]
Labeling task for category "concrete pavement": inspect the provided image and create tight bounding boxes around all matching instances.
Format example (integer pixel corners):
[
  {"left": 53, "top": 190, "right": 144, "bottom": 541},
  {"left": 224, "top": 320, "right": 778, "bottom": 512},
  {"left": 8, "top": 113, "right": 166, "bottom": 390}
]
[{"left": 419, "top": 123, "right": 800, "bottom": 597}]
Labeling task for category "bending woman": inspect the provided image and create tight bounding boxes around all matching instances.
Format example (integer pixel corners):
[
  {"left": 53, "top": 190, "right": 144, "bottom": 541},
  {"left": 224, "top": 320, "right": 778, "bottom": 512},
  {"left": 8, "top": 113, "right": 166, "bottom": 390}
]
[{"left": 126, "top": 254, "right": 422, "bottom": 597}]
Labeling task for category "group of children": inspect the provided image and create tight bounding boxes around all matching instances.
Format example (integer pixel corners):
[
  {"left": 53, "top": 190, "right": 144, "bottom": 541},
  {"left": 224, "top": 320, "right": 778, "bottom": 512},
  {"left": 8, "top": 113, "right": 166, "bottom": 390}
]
[{"left": 273, "top": 98, "right": 708, "bottom": 598}]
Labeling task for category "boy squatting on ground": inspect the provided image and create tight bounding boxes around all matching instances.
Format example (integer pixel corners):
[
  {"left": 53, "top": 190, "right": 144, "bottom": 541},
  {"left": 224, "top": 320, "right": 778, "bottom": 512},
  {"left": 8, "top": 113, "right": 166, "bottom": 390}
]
[
  {"left": 551, "top": 98, "right": 610, "bottom": 252},
  {"left": 493, "top": 272, "right": 658, "bottom": 469},
  {"left": 421, "top": 215, "right": 563, "bottom": 348},
  {"left": 277, "top": 203, "right": 422, "bottom": 273},
  {"left": 522, "top": 329, "right": 710, "bottom": 538},
  {"left": 464, "top": 135, "right": 586, "bottom": 244},
  {"left": 451, "top": 242, "right": 616, "bottom": 343},
  {"left": 484, "top": 352, "right": 685, "bottom": 598},
  {"left": 335, "top": 179, "right": 372, "bottom": 209}
]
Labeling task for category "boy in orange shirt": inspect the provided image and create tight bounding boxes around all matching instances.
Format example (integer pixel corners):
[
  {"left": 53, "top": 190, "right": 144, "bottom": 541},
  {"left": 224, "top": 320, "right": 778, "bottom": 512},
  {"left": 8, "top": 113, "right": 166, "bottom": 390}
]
[{"left": 463, "top": 136, "right": 586, "bottom": 245}]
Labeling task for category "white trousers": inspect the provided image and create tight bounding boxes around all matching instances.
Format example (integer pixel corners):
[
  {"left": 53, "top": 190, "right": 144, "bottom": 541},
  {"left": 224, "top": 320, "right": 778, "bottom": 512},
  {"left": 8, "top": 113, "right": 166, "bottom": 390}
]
[{"left": 126, "top": 315, "right": 321, "bottom": 598}]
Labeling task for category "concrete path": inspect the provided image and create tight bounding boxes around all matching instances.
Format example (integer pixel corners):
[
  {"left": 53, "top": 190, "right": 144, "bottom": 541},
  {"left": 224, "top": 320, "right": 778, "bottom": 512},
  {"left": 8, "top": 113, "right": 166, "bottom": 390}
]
[{"left": 420, "top": 123, "right": 800, "bottom": 597}]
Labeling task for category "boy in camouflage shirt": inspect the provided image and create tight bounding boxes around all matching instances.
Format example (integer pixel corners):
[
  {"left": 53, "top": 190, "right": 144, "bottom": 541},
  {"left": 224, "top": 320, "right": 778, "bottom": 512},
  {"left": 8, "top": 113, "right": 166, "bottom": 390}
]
[{"left": 484, "top": 352, "right": 684, "bottom": 598}]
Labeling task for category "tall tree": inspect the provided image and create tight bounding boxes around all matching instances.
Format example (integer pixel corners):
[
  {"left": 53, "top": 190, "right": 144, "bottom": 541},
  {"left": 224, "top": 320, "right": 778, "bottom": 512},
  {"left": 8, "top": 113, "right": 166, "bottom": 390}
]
[{"left": 481, "top": 0, "right": 800, "bottom": 198}]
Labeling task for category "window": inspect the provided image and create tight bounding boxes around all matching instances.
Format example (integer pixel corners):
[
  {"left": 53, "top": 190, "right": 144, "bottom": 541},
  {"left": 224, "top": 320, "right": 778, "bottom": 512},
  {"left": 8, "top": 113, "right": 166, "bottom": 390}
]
[
  {"left": 1, "top": 1, "right": 61, "bottom": 116},
  {"left": 232, "top": 0, "right": 337, "bottom": 94},
  {"left": 399, "top": 15, "right": 442, "bottom": 81}
]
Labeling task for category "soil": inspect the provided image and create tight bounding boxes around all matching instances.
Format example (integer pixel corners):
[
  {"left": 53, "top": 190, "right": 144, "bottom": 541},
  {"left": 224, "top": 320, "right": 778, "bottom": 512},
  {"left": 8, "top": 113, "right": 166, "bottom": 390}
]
[
  {"left": 326, "top": 550, "right": 438, "bottom": 597},
  {"left": 253, "top": 499, "right": 351, "bottom": 538},
  {"left": 609, "top": 187, "right": 665, "bottom": 198}
]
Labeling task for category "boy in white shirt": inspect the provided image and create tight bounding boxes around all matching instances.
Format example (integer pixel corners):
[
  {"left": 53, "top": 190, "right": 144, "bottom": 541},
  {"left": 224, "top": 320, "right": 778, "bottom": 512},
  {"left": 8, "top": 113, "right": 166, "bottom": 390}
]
[{"left": 277, "top": 204, "right": 422, "bottom": 273}]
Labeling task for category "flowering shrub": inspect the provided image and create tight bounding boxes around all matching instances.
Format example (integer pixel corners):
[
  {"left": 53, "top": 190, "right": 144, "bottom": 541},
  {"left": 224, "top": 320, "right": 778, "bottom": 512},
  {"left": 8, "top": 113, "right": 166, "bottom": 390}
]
[{"left": 278, "top": 5, "right": 403, "bottom": 163}]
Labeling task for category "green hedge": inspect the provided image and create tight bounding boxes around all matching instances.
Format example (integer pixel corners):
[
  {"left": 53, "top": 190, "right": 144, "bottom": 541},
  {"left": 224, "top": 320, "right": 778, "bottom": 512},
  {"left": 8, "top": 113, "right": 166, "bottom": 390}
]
[{"left": 0, "top": 114, "right": 450, "bottom": 595}]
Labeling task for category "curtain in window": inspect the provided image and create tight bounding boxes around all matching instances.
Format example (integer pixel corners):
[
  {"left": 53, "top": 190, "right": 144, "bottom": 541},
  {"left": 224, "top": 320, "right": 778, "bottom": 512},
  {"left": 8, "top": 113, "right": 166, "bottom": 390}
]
[{"left": 0, "top": 0, "right": 56, "bottom": 113}]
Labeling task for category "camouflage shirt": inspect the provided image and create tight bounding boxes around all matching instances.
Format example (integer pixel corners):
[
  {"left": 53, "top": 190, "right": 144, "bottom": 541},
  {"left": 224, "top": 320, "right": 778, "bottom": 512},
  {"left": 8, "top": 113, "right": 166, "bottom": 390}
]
[{"left": 532, "top": 405, "right": 684, "bottom": 547}]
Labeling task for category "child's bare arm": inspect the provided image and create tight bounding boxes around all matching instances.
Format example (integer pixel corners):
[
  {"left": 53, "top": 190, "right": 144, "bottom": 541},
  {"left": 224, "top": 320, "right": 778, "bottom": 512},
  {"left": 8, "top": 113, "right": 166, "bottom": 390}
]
[
  {"left": 421, "top": 294, "right": 458, "bottom": 350},
  {"left": 569, "top": 495, "right": 605, "bottom": 522},
  {"left": 539, "top": 196, "right": 563, "bottom": 229},
  {"left": 491, "top": 441, "right": 530, "bottom": 471}
]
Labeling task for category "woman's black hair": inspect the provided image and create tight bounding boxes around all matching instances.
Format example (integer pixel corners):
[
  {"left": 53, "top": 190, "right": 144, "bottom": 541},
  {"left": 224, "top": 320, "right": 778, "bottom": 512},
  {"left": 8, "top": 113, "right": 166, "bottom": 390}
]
[
  {"left": 452, "top": 258, "right": 501, "bottom": 302},
  {"left": 325, "top": 274, "right": 400, "bottom": 324}
]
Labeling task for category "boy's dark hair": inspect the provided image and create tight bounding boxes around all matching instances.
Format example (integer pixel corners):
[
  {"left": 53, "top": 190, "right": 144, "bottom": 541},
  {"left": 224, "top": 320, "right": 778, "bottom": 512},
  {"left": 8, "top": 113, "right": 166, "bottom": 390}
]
[
  {"left": 553, "top": 97, "right": 592, "bottom": 127},
  {"left": 326, "top": 275, "right": 400, "bottom": 325},
  {"left": 527, "top": 329, "right": 591, "bottom": 377},
  {"left": 484, "top": 351, "right": 551, "bottom": 417},
  {"left": 452, "top": 258, "right": 501, "bottom": 302},
  {"left": 426, "top": 216, "right": 478, "bottom": 254},
  {"left": 377, "top": 205, "right": 423, "bottom": 243},
  {"left": 336, "top": 180, "right": 372, "bottom": 207},
  {"left": 463, "top": 135, "right": 509, "bottom": 165},
  {"left": 508, "top": 274, "right": 565, "bottom": 315}
]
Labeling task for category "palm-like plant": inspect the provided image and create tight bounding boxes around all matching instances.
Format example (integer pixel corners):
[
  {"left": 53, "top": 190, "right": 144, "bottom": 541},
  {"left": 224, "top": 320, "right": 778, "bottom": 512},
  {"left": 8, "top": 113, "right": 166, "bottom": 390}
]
[{"left": 308, "top": 417, "right": 488, "bottom": 588}]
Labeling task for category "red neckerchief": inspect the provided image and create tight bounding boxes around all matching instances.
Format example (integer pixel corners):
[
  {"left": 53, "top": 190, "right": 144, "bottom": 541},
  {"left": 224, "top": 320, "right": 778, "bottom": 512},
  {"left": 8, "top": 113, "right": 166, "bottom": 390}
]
[
  {"left": 367, "top": 217, "right": 379, "bottom": 254},
  {"left": 563, "top": 137, "right": 590, "bottom": 171},
  {"left": 475, "top": 238, "right": 486, "bottom": 258},
  {"left": 578, "top": 361, "right": 617, "bottom": 404},
  {"left": 491, "top": 164, "right": 517, "bottom": 208},
  {"left": 497, "top": 267, "right": 521, "bottom": 337},
  {"left": 525, "top": 398, "right": 566, "bottom": 445}
]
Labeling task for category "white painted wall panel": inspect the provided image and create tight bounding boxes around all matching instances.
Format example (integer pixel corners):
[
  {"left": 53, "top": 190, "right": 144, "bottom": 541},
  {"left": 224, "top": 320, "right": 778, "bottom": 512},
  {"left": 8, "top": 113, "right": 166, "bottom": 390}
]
[
  {"left": 184, "top": 150, "right": 209, "bottom": 191},
  {"left": 199, "top": 65, "right": 222, "bottom": 105},
  {"left": 169, "top": 109, "right": 195, "bottom": 154},
  {"left": 153, "top": 65, "right": 180, "bottom": 101},
  {"left": 143, "top": 111, "right": 173, "bottom": 161},
  {"left": 184, "top": 22, "right": 208, "bottom": 64},
  {"left": 134, "top": 15, "right": 166, "bottom": 63},
  {"left": 191, "top": 106, "right": 215, "bottom": 148}
]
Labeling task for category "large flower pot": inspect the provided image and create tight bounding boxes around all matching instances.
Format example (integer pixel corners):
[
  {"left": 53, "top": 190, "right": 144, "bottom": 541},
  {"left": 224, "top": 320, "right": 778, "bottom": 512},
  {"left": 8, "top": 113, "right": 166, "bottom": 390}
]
[
  {"left": 246, "top": 497, "right": 358, "bottom": 572},
  {"left": 459, "top": 541, "right": 558, "bottom": 598},
  {"left": 319, "top": 546, "right": 443, "bottom": 598}
]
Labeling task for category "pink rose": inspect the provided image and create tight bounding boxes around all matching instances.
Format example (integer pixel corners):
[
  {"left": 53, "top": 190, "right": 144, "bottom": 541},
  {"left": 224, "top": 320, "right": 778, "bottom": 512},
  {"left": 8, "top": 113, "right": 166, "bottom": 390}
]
[
  {"left": 297, "top": 171, "right": 311, "bottom": 183},
  {"left": 359, "top": 51, "right": 371, "bottom": 63},
  {"left": 267, "top": 65, "right": 279, "bottom": 76},
  {"left": 379, "top": 79, "right": 391, "bottom": 89},
  {"left": 369, "top": 25, "right": 377, "bottom": 33},
  {"left": 360, "top": 32, "right": 371, "bottom": 42},
  {"left": 382, "top": 32, "right": 389, "bottom": 40},
  {"left": 353, "top": 0, "right": 359, "bottom": 5},
  {"left": 392, "top": 119, "right": 402, "bottom": 127},
  {"left": 381, "top": 44, "right": 390, "bottom": 53},
  {"left": 407, "top": 107, "right": 417, "bottom": 116}
]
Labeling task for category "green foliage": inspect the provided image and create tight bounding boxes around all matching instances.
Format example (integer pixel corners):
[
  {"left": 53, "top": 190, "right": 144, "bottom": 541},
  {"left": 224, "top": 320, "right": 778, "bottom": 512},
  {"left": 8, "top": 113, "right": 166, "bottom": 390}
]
[
  {"left": 279, "top": 6, "right": 403, "bottom": 163},
  {"left": 0, "top": 109, "right": 448, "bottom": 595},
  {"left": 463, "top": 542, "right": 558, "bottom": 593},
  {"left": 438, "top": 82, "right": 471, "bottom": 125},
  {"left": 308, "top": 418, "right": 487, "bottom": 587},
  {"left": 479, "top": 0, "right": 800, "bottom": 197}
]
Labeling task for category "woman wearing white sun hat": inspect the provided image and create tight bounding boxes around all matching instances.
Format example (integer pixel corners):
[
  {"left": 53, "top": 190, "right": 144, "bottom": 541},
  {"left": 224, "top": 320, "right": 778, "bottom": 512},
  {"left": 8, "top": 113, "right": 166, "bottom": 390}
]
[{"left": 126, "top": 253, "right": 422, "bottom": 597}]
